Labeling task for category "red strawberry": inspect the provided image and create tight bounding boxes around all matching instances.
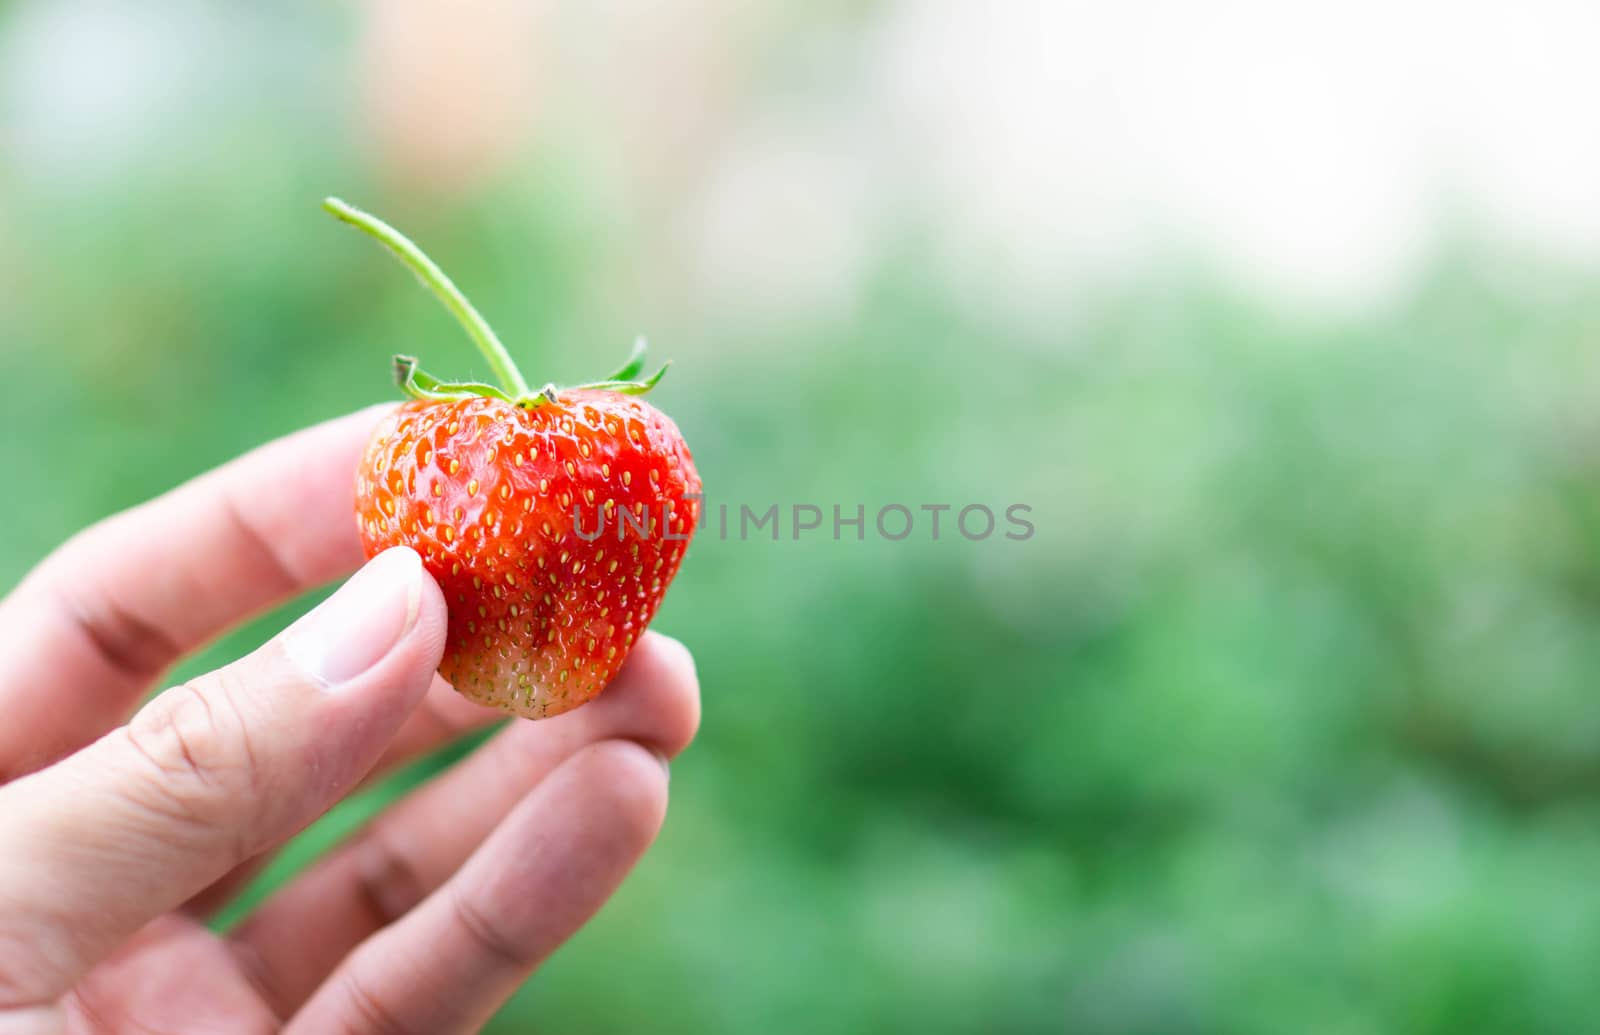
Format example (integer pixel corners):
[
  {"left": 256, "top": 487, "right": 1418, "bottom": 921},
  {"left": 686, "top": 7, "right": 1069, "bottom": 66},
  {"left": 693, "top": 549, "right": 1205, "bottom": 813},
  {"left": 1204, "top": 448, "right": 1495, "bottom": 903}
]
[{"left": 329, "top": 198, "right": 700, "bottom": 719}]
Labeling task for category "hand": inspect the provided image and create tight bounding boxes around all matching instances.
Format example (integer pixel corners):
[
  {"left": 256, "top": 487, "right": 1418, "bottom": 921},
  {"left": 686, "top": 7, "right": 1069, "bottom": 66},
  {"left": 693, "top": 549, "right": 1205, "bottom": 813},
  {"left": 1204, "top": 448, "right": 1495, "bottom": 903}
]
[{"left": 0, "top": 408, "right": 701, "bottom": 1034}]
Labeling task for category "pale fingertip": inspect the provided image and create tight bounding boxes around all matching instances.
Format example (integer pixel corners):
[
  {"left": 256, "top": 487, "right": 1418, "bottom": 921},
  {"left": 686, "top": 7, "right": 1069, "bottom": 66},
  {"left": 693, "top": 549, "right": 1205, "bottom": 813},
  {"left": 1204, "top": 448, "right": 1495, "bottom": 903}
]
[
  {"left": 593, "top": 632, "right": 701, "bottom": 759},
  {"left": 283, "top": 547, "right": 424, "bottom": 689},
  {"left": 644, "top": 631, "right": 698, "bottom": 685}
]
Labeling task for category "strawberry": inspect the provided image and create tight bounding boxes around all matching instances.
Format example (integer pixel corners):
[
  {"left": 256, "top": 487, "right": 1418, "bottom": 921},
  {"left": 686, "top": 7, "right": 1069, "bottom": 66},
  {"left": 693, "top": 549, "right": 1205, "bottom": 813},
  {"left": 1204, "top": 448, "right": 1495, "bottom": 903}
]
[{"left": 328, "top": 198, "right": 700, "bottom": 719}]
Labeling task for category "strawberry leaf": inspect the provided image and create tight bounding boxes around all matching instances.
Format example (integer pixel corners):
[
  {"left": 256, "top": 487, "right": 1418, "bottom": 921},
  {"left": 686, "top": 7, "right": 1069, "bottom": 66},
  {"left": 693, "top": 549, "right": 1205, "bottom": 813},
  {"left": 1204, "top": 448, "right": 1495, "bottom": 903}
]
[
  {"left": 393, "top": 355, "right": 513, "bottom": 403},
  {"left": 606, "top": 337, "right": 649, "bottom": 382}
]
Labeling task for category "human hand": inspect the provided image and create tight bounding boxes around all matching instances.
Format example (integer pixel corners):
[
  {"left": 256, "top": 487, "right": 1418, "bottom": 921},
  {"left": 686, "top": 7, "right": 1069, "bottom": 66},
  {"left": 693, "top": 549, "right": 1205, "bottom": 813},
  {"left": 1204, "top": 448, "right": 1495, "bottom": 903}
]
[{"left": 0, "top": 407, "right": 701, "bottom": 1034}]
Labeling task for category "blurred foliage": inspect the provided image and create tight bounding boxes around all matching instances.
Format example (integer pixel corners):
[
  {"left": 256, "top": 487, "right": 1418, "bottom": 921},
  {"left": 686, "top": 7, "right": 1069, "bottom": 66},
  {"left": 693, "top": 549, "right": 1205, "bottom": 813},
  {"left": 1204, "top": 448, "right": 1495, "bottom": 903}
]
[{"left": 10, "top": 20, "right": 1600, "bottom": 1035}]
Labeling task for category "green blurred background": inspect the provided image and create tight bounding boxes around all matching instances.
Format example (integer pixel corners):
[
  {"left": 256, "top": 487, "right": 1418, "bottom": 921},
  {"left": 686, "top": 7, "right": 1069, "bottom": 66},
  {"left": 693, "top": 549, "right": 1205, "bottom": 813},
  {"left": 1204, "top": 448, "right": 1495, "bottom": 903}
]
[{"left": 7, "top": 2, "right": 1600, "bottom": 1032}]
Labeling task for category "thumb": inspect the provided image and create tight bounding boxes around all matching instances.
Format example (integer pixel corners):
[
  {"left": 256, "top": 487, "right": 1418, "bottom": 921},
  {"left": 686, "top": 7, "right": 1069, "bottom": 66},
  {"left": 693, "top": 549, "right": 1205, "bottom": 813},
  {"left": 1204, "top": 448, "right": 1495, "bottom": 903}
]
[{"left": 0, "top": 546, "right": 446, "bottom": 1008}]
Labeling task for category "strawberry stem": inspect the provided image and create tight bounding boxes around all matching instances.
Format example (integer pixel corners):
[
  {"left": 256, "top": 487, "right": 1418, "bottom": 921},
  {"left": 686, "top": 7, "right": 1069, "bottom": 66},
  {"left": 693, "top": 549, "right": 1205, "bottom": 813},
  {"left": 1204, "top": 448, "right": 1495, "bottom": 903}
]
[{"left": 323, "top": 197, "right": 533, "bottom": 398}]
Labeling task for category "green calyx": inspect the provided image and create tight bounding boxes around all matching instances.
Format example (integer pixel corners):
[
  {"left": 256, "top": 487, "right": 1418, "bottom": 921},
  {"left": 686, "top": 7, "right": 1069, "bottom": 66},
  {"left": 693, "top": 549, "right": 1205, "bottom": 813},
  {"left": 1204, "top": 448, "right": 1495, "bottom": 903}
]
[{"left": 323, "top": 197, "right": 667, "bottom": 408}]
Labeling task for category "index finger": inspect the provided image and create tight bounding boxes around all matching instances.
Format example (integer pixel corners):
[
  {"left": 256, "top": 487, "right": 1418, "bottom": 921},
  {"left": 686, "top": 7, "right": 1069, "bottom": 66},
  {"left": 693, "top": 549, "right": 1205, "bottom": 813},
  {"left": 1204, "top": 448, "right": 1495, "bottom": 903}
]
[{"left": 0, "top": 404, "right": 392, "bottom": 776}]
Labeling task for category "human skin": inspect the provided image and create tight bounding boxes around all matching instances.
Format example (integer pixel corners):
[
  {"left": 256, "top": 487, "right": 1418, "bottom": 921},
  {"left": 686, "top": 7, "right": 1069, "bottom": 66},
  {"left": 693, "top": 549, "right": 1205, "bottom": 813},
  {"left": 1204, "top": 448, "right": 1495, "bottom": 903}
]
[{"left": 0, "top": 406, "right": 701, "bottom": 1034}]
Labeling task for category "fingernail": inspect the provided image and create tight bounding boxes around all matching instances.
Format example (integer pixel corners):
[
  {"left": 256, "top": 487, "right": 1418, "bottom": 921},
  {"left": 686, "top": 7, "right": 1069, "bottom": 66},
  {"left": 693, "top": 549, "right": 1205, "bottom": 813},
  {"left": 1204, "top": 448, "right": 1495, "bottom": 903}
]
[
  {"left": 651, "top": 747, "right": 671, "bottom": 782},
  {"left": 284, "top": 547, "right": 422, "bottom": 688}
]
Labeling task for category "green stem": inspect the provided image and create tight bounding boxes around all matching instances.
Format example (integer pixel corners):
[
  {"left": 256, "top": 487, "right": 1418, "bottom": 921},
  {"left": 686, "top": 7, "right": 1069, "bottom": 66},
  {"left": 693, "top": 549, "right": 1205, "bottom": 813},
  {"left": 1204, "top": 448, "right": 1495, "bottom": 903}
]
[{"left": 323, "top": 197, "right": 532, "bottom": 398}]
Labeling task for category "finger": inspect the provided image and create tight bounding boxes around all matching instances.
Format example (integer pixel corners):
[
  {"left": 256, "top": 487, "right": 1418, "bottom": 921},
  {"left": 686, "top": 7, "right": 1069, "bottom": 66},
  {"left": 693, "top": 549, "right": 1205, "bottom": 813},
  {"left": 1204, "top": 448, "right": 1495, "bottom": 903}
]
[
  {"left": 232, "top": 633, "right": 699, "bottom": 1013},
  {"left": 0, "top": 404, "right": 392, "bottom": 777},
  {"left": 188, "top": 638, "right": 681, "bottom": 921},
  {"left": 287, "top": 739, "right": 670, "bottom": 1035},
  {"left": 60, "top": 915, "right": 280, "bottom": 1035},
  {"left": 0, "top": 548, "right": 445, "bottom": 1010},
  {"left": 368, "top": 674, "right": 508, "bottom": 775},
  {"left": 182, "top": 675, "right": 505, "bottom": 919}
]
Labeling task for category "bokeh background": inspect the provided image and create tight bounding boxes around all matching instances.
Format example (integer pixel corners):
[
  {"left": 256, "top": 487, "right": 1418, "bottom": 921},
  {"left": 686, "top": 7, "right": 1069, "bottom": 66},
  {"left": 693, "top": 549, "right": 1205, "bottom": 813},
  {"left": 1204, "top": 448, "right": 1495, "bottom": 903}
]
[{"left": 7, "top": 2, "right": 1600, "bottom": 1031}]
